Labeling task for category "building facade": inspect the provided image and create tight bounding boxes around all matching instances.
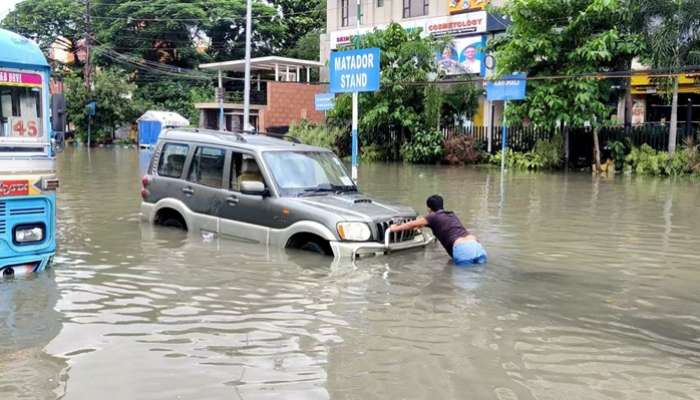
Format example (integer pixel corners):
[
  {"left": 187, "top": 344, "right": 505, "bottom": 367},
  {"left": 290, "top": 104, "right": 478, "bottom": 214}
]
[{"left": 321, "top": 0, "right": 508, "bottom": 134}]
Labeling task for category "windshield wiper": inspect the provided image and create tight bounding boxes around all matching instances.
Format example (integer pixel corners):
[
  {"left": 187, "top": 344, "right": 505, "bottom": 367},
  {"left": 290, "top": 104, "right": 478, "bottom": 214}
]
[
  {"left": 331, "top": 184, "right": 358, "bottom": 193},
  {"left": 298, "top": 186, "right": 335, "bottom": 196}
]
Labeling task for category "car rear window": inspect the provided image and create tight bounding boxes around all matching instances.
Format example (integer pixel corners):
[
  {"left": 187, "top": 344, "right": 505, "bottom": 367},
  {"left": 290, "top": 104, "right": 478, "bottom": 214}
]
[
  {"left": 188, "top": 146, "right": 225, "bottom": 188},
  {"left": 157, "top": 143, "right": 189, "bottom": 178}
]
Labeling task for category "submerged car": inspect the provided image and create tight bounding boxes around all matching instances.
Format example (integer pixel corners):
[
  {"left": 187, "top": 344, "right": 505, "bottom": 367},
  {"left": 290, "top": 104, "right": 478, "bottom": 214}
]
[{"left": 140, "top": 128, "right": 433, "bottom": 259}]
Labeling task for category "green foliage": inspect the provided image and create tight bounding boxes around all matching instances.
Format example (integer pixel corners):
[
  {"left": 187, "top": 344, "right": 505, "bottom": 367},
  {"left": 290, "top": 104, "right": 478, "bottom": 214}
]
[
  {"left": 133, "top": 80, "right": 211, "bottom": 126},
  {"left": 441, "top": 83, "right": 481, "bottom": 126},
  {"left": 401, "top": 130, "right": 444, "bottom": 164},
  {"left": 424, "top": 85, "right": 442, "bottom": 131},
  {"left": 532, "top": 134, "right": 564, "bottom": 169},
  {"left": 328, "top": 23, "right": 442, "bottom": 161},
  {"left": 492, "top": 0, "right": 643, "bottom": 129},
  {"left": 361, "top": 144, "right": 388, "bottom": 163},
  {"left": 1, "top": 0, "right": 84, "bottom": 55},
  {"left": 285, "top": 30, "right": 321, "bottom": 61},
  {"left": 287, "top": 120, "right": 343, "bottom": 152},
  {"left": 272, "top": 0, "right": 326, "bottom": 52},
  {"left": 608, "top": 139, "right": 630, "bottom": 171},
  {"left": 64, "top": 68, "right": 140, "bottom": 143},
  {"left": 624, "top": 143, "right": 700, "bottom": 176},
  {"left": 488, "top": 136, "right": 563, "bottom": 170}
]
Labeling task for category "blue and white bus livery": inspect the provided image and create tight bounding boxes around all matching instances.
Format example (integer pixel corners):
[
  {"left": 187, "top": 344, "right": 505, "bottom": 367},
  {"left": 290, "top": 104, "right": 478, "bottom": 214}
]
[{"left": 0, "top": 28, "right": 63, "bottom": 277}]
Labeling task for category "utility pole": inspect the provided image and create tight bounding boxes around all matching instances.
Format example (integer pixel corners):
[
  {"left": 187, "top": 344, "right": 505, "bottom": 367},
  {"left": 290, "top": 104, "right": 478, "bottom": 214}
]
[
  {"left": 84, "top": 0, "right": 91, "bottom": 92},
  {"left": 242, "top": 0, "right": 253, "bottom": 132}
]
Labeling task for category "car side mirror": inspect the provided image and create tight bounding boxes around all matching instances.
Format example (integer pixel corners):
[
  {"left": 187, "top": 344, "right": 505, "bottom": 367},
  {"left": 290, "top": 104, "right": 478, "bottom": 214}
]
[{"left": 240, "top": 181, "right": 268, "bottom": 197}]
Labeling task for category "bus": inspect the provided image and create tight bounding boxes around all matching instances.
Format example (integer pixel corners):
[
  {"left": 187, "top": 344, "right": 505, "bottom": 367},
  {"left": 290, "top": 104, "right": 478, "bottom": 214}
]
[{"left": 0, "top": 28, "right": 64, "bottom": 277}]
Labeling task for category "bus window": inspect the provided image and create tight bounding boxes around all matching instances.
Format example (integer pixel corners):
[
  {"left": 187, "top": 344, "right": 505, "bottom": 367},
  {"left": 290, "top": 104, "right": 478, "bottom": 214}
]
[{"left": 0, "top": 86, "right": 43, "bottom": 138}]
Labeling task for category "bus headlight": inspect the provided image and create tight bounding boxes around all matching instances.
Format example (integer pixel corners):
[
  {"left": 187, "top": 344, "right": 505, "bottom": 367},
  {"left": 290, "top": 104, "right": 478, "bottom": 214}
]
[
  {"left": 13, "top": 224, "right": 45, "bottom": 244},
  {"left": 337, "top": 222, "right": 371, "bottom": 241}
]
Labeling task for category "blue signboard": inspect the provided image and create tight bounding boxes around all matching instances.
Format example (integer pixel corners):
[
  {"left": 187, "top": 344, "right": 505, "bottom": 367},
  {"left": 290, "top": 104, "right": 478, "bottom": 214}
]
[
  {"left": 329, "top": 48, "right": 381, "bottom": 93},
  {"left": 486, "top": 72, "right": 527, "bottom": 101},
  {"left": 86, "top": 100, "right": 96, "bottom": 116},
  {"left": 315, "top": 93, "right": 335, "bottom": 111}
]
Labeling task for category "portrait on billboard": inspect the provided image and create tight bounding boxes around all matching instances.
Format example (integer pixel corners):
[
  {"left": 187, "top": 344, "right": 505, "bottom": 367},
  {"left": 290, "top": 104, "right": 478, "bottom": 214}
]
[
  {"left": 436, "top": 43, "right": 467, "bottom": 75},
  {"left": 449, "top": 0, "right": 489, "bottom": 14},
  {"left": 436, "top": 36, "right": 485, "bottom": 76}
]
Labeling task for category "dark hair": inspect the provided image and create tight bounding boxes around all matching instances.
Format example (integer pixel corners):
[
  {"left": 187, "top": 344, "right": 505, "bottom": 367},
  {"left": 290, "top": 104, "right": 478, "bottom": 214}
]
[{"left": 426, "top": 195, "right": 444, "bottom": 212}]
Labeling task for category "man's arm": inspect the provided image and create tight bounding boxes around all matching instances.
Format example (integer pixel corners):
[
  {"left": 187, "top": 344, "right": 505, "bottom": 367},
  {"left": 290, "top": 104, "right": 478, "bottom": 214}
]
[{"left": 389, "top": 217, "right": 428, "bottom": 232}]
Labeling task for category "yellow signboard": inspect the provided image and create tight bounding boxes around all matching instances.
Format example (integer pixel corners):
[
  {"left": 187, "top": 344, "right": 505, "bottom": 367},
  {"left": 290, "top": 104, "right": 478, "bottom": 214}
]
[{"left": 449, "top": 0, "right": 489, "bottom": 14}]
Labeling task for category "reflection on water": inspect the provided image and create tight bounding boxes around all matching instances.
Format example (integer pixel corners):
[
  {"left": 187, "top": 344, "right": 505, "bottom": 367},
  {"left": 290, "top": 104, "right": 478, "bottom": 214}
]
[{"left": 3, "top": 147, "right": 700, "bottom": 399}]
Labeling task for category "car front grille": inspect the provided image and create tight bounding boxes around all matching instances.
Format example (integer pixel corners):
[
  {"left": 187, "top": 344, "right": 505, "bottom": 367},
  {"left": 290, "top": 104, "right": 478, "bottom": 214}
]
[{"left": 376, "top": 217, "right": 418, "bottom": 243}]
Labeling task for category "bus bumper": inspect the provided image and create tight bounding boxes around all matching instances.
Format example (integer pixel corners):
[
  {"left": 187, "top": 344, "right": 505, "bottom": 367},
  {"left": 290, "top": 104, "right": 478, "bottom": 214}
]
[{"left": 0, "top": 253, "right": 53, "bottom": 277}]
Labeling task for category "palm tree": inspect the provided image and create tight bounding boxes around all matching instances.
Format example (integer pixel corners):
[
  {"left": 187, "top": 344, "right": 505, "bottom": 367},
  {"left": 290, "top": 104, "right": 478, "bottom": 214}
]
[{"left": 639, "top": 0, "right": 700, "bottom": 152}]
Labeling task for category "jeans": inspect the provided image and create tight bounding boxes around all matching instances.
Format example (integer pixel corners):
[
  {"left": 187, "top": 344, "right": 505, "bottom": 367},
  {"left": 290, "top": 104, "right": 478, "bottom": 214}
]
[{"left": 452, "top": 240, "right": 488, "bottom": 266}]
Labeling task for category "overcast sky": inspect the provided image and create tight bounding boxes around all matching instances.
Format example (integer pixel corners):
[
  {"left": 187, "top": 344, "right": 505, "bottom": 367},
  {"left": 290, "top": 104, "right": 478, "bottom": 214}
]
[{"left": 0, "top": 0, "right": 23, "bottom": 20}]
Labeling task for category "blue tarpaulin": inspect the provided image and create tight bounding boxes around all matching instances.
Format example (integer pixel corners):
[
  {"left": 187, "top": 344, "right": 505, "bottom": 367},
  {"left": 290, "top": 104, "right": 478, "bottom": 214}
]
[{"left": 137, "top": 111, "right": 189, "bottom": 148}]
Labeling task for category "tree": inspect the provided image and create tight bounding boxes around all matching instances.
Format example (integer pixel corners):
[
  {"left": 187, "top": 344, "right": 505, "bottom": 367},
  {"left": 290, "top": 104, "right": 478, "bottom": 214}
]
[
  {"left": 441, "top": 83, "right": 482, "bottom": 127},
  {"left": 636, "top": 0, "right": 700, "bottom": 152},
  {"left": 1, "top": 0, "right": 84, "bottom": 64},
  {"left": 93, "top": 0, "right": 208, "bottom": 69},
  {"left": 493, "top": 0, "right": 642, "bottom": 171},
  {"left": 65, "top": 68, "right": 139, "bottom": 143},
  {"left": 286, "top": 30, "right": 321, "bottom": 61},
  {"left": 133, "top": 78, "right": 212, "bottom": 126},
  {"left": 203, "top": 0, "right": 287, "bottom": 61},
  {"left": 272, "top": 0, "right": 325, "bottom": 52},
  {"left": 328, "top": 23, "right": 442, "bottom": 161}
]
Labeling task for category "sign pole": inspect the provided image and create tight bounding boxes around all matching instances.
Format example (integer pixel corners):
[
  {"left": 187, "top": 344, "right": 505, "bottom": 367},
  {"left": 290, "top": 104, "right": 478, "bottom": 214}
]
[
  {"left": 501, "top": 100, "right": 507, "bottom": 172},
  {"left": 87, "top": 115, "right": 91, "bottom": 148},
  {"left": 352, "top": 92, "right": 359, "bottom": 181},
  {"left": 351, "top": 0, "right": 361, "bottom": 182}
]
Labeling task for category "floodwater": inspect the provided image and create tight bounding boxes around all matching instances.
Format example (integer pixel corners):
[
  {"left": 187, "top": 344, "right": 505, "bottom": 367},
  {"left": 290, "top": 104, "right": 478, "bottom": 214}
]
[{"left": 2, "top": 147, "right": 700, "bottom": 400}]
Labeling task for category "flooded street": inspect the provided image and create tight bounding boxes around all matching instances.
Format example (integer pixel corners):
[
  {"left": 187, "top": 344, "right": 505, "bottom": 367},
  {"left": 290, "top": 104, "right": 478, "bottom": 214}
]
[{"left": 2, "top": 147, "right": 700, "bottom": 399}]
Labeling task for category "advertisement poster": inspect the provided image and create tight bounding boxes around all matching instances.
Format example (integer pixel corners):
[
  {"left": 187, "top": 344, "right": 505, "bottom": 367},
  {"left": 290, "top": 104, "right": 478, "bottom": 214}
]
[
  {"left": 449, "top": 0, "right": 489, "bottom": 14},
  {"left": 436, "top": 36, "right": 485, "bottom": 76}
]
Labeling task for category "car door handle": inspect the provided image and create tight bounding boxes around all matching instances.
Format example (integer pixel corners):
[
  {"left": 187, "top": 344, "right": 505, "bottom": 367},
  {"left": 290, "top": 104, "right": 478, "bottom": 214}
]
[
  {"left": 182, "top": 186, "right": 194, "bottom": 196},
  {"left": 226, "top": 195, "right": 239, "bottom": 206}
]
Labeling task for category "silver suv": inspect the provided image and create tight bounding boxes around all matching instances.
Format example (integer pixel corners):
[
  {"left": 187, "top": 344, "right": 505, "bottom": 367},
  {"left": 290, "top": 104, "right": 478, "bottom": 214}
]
[{"left": 140, "top": 128, "right": 433, "bottom": 259}]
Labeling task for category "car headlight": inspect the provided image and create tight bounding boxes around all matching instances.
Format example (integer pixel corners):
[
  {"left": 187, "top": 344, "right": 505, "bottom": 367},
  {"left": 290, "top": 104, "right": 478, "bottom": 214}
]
[
  {"left": 14, "top": 224, "right": 45, "bottom": 244},
  {"left": 336, "top": 222, "right": 371, "bottom": 241}
]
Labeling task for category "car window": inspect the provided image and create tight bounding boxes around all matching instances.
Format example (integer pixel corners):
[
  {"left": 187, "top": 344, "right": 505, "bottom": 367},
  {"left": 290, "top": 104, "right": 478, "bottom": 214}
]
[
  {"left": 157, "top": 143, "right": 189, "bottom": 178},
  {"left": 230, "top": 152, "right": 264, "bottom": 192},
  {"left": 188, "top": 146, "right": 225, "bottom": 188}
]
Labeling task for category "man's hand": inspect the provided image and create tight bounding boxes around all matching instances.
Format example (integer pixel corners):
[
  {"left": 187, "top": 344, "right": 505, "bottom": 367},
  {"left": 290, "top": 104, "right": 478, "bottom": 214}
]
[{"left": 389, "top": 224, "right": 401, "bottom": 232}]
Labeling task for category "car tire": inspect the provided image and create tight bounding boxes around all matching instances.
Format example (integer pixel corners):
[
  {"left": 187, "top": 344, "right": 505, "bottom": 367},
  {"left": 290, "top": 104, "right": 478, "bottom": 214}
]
[
  {"left": 161, "top": 217, "right": 185, "bottom": 230},
  {"left": 300, "top": 240, "right": 330, "bottom": 256}
]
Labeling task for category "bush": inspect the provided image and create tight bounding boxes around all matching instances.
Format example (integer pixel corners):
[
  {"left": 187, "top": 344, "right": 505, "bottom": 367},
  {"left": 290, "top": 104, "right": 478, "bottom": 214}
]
[
  {"left": 361, "top": 144, "right": 388, "bottom": 162},
  {"left": 624, "top": 143, "right": 700, "bottom": 176},
  {"left": 402, "top": 130, "right": 444, "bottom": 163},
  {"left": 442, "top": 135, "right": 483, "bottom": 164},
  {"left": 532, "top": 135, "right": 564, "bottom": 169},
  {"left": 488, "top": 136, "right": 563, "bottom": 170},
  {"left": 288, "top": 121, "right": 343, "bottom": 152}
]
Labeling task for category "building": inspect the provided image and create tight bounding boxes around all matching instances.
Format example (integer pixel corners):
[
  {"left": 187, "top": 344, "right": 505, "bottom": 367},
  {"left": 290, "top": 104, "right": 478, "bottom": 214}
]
[
  {"left": 615, "top": 59, "right": 700, "bottom": 127},
  {"left": 197, "top": 57, "right": 327, "bottom": 132},
  {"left": 321, "top": 0, "right": 509, "bottom": 136}
]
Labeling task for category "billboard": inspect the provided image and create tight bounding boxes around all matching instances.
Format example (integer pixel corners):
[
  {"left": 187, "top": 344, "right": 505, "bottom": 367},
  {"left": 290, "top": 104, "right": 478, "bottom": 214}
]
[
  {"left": 449, "top": 0, "right": 489, "bottom": 14},
  {"left": 436, "top": 35, "right": 486, "bottom": 76},
  {"left": 329, "top": 12, "right": 487, "bottom": 49}
]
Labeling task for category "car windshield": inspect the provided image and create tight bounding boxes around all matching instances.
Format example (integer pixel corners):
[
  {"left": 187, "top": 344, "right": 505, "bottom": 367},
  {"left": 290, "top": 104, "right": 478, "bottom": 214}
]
[{"left": 263, "top": 151, "right": 356, "bottom": 196}]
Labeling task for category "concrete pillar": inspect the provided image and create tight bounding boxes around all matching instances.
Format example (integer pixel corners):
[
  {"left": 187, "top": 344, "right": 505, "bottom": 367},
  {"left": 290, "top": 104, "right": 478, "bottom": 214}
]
[
  {"left": 286, "top": 65, "right": 290, "bottom": 82},
  {"left": 275, "top": 63, "right": 279, "bottom": 81},
  {"left": 296, "top": 66, "right": 300, "bottom": 82},
  {"left": 306, "top": 67, "right": 310, "bottom": 83}
]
